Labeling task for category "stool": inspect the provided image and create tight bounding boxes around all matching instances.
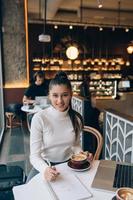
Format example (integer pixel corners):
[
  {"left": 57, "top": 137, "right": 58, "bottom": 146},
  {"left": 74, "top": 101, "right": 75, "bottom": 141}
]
[{"left": 5, "top": 112, "right": 22, "bottom": 129}]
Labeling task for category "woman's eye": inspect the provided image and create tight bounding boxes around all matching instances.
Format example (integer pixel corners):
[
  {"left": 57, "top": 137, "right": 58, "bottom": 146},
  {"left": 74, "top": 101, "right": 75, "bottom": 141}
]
[
  {"left": 63, "top": 94, "right": 69, "bottom": 97},
  {"left": 52, "top": 93, "right": 69, "bottom": 98},
  {"left": 53, "top": 94, "right": 58, "bottom": 98}
]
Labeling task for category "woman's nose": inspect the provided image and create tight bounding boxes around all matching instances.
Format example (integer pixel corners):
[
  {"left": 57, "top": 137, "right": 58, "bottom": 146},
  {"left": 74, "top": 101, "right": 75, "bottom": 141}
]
[{"left": 57, "top": 96, "right": 63, "bottom": 103}]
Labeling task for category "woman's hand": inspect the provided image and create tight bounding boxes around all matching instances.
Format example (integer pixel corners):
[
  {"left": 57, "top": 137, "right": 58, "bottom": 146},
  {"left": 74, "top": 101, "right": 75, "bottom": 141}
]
[
  {"left": 87, "top": 152, "right": 93, "bottom": 162},
  {"left": 80, "top": 151, "right": 93, "bottom": 162},
  {"left": 44, "top": 166, "right": 60, "bottom": 181}
]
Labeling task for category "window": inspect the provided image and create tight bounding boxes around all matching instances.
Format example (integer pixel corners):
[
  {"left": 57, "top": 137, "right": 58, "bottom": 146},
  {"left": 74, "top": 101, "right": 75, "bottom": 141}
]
[{"left": 0, "top": 34, "right": 5, "bottom": 144}]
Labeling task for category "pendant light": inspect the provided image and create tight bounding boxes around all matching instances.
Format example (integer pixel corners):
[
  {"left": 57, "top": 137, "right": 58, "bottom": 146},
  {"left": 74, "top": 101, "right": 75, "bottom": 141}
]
[
  {"left": 38, "top": 0, "right": 51, "bottom": 43},
  {"left": 66, "top": 46, "right": 79, "bottom": 60}
]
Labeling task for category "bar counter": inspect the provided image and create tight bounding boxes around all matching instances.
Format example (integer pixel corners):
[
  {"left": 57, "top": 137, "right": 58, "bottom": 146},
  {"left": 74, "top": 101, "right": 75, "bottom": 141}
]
[{"left": 105, "top": 108, "right": 133, "bottom": 122}]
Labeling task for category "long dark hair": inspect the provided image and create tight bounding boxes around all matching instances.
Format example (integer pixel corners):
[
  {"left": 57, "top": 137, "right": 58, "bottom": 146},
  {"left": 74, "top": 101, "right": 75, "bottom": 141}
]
[{"left": 49, "top": 71, "right": 83, "bottom": 139}]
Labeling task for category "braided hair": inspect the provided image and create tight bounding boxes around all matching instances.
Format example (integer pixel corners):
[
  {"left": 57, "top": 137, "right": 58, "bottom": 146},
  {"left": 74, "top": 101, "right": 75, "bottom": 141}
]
[{"left": 49, "top": 71, "right": 83, "bottom": 139}]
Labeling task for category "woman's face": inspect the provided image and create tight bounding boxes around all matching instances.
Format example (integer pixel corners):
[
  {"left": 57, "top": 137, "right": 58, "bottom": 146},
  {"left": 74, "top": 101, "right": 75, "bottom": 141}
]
[
  {"left": 35, "top": 76, "right": 44, "bottom": 85},
  {"left": 49, "top": 84, "right": 72, "bottom": 112}
]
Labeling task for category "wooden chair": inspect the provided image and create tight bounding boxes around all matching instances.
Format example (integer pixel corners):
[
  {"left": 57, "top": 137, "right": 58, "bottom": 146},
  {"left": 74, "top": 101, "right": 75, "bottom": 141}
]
[
  {"left": 5, "top": 112, "right": 22, "bottom": 129},
  {"left": 82, "top": 126, "right": 103, "bottom": 160}
]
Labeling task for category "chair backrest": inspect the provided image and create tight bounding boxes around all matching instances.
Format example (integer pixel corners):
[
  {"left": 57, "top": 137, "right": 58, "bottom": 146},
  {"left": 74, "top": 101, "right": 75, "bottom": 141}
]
[{"left": 82, "top": 125, "right": 103, "bottom": 160}]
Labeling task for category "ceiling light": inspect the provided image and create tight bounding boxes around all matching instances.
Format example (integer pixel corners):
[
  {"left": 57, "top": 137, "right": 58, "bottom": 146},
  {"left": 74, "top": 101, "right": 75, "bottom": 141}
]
[
  {"left": 66, "top": 46, "right": 79, "bottom": 60},
  {"left": 97, "top": 0, "right": 103, "bottom": 8},
  {"left": 99, "top": 27, "right": 103, "bottom": 31},
  {"left": 98, "top": 4, "right": 102, "bottom": 8},
  {"left": 54, "top": 25, "right": 58, "bottom": 29},
  {"left": 125, "top": 28, "right": 129, "bottom": 32},
  {"left": 69, "top": 25, "right": 73, "bottom": 29}
]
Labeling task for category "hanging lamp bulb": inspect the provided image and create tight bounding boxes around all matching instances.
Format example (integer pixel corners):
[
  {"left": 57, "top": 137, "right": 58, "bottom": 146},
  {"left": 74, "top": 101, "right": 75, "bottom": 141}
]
[{"left": 66, "top": 46, "right": 79, "bottom": 60}]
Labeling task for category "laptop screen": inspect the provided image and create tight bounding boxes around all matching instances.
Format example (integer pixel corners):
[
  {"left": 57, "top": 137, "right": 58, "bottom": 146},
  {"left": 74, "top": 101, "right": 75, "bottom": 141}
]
[
  {"left": 35, "top": 96, "right": 49, "bottom": 105},
  {"left": 113, "top": 164, "right": 133, "bottom": 188}
]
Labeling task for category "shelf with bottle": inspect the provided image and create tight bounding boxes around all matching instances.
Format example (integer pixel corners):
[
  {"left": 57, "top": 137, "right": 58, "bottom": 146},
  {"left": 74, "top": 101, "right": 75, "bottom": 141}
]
[
  {"left": 89, "top": 80, "right": 117, "bottom": 99},
  {"left": 32, "top": 57, "right": 130, "bottom": 73},
  {"left": 68, "top": 72, "right": 119, "bottom": 98},
  {"left": 37, "top": 68, "right": 122, "bottom": 81},
  {"left": 67, "top": 73, "right": 83, "bottom": 81},
  {"left": 32, "top": 67, "right": 118, "bottom": 99},
  {"left": 90, "top": 72, "right": 122, "bottom": 80},
  {"left": 71, "top": 79, "right": 117, "bottom": 99},
  {"left": 33, "top": 65, "right": 123, "bottom": 73},
  {"left": 32, "top": 57, "right": 128, "bottom": 99},
  {"left": 71, "top": 81, "right": 82, "bottom": 95},
  {"left": 32, "top": 56, "right": 130, "bottom": 72}
]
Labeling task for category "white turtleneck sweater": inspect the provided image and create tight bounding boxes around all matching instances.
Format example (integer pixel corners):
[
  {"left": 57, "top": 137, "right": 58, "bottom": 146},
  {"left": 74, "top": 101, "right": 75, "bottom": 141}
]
[{"left": 30, "top": 105, "right": 82, "bottom": 175}]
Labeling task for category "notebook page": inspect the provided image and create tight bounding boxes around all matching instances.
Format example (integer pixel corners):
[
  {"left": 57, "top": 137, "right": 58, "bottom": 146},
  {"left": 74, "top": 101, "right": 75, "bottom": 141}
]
[{"left": 46, "top": 173, "right": 92, "bottom": 200}]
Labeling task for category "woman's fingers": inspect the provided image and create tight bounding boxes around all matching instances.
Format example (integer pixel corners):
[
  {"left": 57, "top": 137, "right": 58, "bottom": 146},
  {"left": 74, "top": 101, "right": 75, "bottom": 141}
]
[{"left": 44, "top": 167, "right": 60, "bottom": 181}]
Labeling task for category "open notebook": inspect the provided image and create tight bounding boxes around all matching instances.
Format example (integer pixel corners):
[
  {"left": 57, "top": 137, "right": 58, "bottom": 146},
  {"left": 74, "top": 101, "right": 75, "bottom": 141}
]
[{"left": 45, "top": 173, "right": 92, "bottom": 200}]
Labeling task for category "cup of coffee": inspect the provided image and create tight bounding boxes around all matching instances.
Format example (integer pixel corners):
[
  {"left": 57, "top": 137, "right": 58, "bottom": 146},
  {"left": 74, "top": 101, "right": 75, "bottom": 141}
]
[
  {"left": 71, "top": 153, "right": 88, "bottom": 165},
  {"left": 116, "top": 187, "right": 133, "bottom": 200}
]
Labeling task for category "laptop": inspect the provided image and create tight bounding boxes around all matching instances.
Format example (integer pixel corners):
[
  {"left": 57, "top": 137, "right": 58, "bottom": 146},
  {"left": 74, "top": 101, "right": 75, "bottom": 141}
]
[
  {"left": 91, "top": 160, "right": 133, "bottom": 192},
  {"left": 35, "top": 96, "right": 49, "bottom": 106}
]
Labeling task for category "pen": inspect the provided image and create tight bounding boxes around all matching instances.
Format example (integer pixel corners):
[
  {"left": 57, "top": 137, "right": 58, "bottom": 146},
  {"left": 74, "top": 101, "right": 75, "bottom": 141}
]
[
  {"left": 46, "top": 159, "right": 60, "bottom": 176},
  {"left": 46, "top": 159, "right": 51, "bottom": 167}
]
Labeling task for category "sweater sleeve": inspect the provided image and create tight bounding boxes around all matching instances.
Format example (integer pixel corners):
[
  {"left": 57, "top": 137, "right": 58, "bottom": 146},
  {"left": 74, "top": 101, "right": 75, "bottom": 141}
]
[{"left": 30, "top": 113, "right": 48, "bottom": 177}]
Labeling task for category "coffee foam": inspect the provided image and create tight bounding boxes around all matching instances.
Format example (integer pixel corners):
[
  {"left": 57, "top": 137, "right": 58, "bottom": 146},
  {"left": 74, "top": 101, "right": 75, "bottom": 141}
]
[{"left": 72, "top": 154, "right": 87, "bottom": 161}]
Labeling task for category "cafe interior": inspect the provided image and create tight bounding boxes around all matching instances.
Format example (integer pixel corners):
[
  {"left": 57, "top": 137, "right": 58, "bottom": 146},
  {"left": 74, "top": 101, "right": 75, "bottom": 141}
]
[{"left": 0, "top": 0, "right": 133, "bottom": 199}]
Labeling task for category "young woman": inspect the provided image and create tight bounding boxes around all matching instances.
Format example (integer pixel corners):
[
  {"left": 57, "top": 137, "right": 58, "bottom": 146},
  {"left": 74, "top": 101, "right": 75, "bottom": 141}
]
[{"left": 27, "top": 71, "right": 83, "bottom": 182}]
